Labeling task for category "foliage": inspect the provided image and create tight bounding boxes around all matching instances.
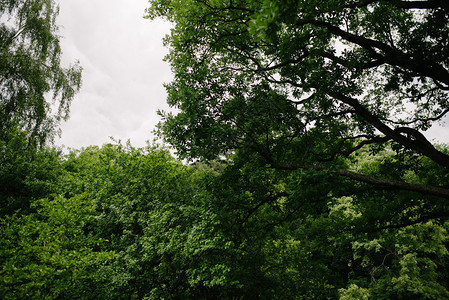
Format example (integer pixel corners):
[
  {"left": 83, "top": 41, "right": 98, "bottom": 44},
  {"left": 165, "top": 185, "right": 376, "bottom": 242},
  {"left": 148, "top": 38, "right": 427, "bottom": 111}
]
[
  {"left": 1, "top": 143, "right": 247, "bottom": 298},
  {"left": 0, "top": 129, "right": 65, "bottom": 216},
  {"left": 63, "top": 143, "right": 238, "bottom": 299},
  {"left": 216, "top": 148, "right": 449, "bottom": 298},
  {"left": 0, "top": 193, "right": 115, "bottom": 299},
  {"left": 0, "top": 0, "right": 82, "bottom": 147},
  {"left": 1, "top": 141, "right": 448, "bottom": 298},
  {"left": 146, "top": 1, "right": 449, "bottom": 296},
  {"left": 147, "top": 0, "right": 449, "bottom": 196},
  {"left": 2, "top": 1, "right": 449, "bottom": 298}
]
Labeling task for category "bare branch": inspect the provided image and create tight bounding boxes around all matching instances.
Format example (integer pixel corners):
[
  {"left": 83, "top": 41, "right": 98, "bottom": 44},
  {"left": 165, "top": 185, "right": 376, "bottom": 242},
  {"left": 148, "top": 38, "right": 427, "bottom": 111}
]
[{"left": 382, "top": 107, "right": 449, "bottom": 126}]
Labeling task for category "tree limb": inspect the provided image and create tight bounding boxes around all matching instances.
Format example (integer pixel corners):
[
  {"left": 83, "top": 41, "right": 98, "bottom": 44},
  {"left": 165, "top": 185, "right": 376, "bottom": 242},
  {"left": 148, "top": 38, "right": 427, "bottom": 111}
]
[
  {"left": 266, "top": 160, "right": 449, "bottom": 199},
  {"left": 382, "top": 107, "right": 449, "bottom": 126},
  {"left": 330, "top": 93, "right": 449, "bottom": 169},
  {"left": 374, "top": 211, "right": 449, "bottom": 231},
  {"left": 313, "top": 136, "right": 391, "bottom": 162},
  {"left": 238, "top": 191, "right": 289, "bottom": 229},
  {"left": 387, "top": 0, "right": 449, "bottom": 10},
  {"left": 354, "top": 0, "right": 449, "bottom": 10},
  {"left": 297, "top": 19, "right": 449, "bottom": 86}
]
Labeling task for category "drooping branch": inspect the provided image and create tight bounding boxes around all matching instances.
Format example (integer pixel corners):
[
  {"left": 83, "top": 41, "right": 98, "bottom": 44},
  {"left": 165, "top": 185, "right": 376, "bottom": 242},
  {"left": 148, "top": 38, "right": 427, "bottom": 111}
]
[
  {"left": 297, "top": 19, "right": 449, "bottom": 86},
  {"left": 382, "top": 107, "right": 449, "bottom": 126},
  {"left": 266, "top": 159, "right": 449, "bottom": 199},
  {"left": 374, "top": 211, "right": 449, "bottom": 231},
  {"left": 313, "top": 135, "right": 391, "bottom": 162},
  {"left": 331, "top": 93, "right": 449, "bottom": 169},
  {"left": 238, "top": 191, "right": 289, "bottom": 229},
  {"left": 386, "top": 0, "right": 449, "bottom": 10},
  {"left": 336, "top": 168, "right": 449, "bottom": 198},
  {"left": 321, "top": 50, "right": 385, "bottom": 70}
]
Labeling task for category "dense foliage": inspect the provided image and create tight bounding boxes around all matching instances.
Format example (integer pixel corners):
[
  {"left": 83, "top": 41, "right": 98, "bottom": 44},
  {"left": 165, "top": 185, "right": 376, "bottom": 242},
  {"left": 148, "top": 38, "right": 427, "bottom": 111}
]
[
  {"left": 0, "top": 0, "right": 82, "bottom": 217},
  {"left": 1, "top": 0, "right": 449, "bottom": 299},
  {"left": 1, "top": 143, "right": 226, "bottom": 298},
  {"left": 148, "top": 0, "right": 449, "bottom": 196},
  {"left": 1, "top": 142, "right": 448, "bottom": 298},
  {"left": 0, "top": 0, "right": 82, "bottom": 147}
]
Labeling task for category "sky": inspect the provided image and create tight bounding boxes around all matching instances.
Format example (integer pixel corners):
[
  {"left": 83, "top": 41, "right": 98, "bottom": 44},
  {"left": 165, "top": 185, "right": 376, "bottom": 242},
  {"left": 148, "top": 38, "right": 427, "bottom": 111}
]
[
  {"left": 55, "top": 0, "right": 173, "bottom": 149},
  {"left": 54, "top": 0, "right": 448, "bottom": 150}
]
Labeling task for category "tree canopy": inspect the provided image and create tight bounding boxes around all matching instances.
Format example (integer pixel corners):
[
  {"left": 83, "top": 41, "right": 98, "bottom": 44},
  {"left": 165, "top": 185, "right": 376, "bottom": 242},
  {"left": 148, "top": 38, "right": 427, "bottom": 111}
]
[
  {"left": 144, "top": 1, "right": 449, "bottom": 296},
  {"left": 0, "top": 0, "right": 82, "bottom": 214},
  {"left": 147, "top": 0, "right": 449, "bottom": 199},
  {"left": 0, "top": 0, "right": 82, "bottom": 147},
  {"left": 1, "top": 1, "right": 449, "bottom": 298},
  {"left": 1, "top": 142, "right": 449, "bottom": 298}
]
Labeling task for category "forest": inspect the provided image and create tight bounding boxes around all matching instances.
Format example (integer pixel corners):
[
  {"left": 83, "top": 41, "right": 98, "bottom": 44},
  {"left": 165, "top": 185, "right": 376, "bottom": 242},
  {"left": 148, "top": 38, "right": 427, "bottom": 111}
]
[{"left": 1, "top": 0, "right": 449, "bottom": 299}]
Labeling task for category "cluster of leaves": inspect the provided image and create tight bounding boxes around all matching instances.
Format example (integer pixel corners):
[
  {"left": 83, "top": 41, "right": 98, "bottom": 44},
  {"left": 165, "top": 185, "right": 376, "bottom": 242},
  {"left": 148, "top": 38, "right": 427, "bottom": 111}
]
[
  {"left": 0, "top": 0, "right": 82, "bottom": 147},
  {"left": 1, "top": 142, "right": 235, "bottom": 299},
  {"left": 2, "top": 0, "right": 449, "bottom": 298},
  {"left": 1, "top": 140, "right": 448, "bottom": 298}
]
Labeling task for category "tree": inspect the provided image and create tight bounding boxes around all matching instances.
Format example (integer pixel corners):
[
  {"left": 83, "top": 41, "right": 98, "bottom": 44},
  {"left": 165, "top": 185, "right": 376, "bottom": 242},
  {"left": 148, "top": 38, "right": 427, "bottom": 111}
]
[
  {"left": 0, "top": 0, "right": 82, "bottom": 215},
  {"left": 0, "top": 133, "right": 66, "bottom": 215},
  {"left": 147, "top": 2, "right": 449, "bottom": 296},
  {"left": 55, "top": 143, "right": 243, "bottom": 299},
  {"left": 1, "top": 143, "right": 240, "bottom": 299},
  {"left": 0, "top": 194, "right": 116, "bottom": 299},
  {"left": 147, "top": 0, "right": 449, "bottom": 200},
  {"left": 0, "top": 0, "right": 82, "bottom": 147}
]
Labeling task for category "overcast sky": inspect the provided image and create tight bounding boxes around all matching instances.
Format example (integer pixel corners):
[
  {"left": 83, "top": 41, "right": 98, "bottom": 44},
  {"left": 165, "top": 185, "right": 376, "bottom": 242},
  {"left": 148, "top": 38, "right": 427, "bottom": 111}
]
[
  {"left": 54, "top": 0, "right": 448, "bottom": 150},
  {"left": 55, "top": 0, "right": 172, "bottom": 149}
]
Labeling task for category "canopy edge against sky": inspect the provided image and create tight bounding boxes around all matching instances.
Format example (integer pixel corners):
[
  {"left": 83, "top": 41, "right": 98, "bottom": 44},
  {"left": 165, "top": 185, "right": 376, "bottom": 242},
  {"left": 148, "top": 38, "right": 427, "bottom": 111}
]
[{"left": 54, "top": 0, "right": 449, "bottom": 150}]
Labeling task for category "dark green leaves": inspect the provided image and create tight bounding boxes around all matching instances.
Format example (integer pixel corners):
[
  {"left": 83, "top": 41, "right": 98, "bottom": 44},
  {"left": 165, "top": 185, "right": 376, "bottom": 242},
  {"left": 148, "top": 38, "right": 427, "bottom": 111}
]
[
  {"left": 148, "top": 1, "right": 449, "bottom": 297},
  {"left": 0, "top": 0, "right": 82, "bottom": 147}
]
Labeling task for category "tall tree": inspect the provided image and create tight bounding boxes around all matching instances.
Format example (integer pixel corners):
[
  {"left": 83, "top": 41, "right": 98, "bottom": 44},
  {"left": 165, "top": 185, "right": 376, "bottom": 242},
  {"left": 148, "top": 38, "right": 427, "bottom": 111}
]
[
  {"left": 0, "top": 0, "right": 82, "bottom": 147},
  {"left": 147, "top": 0, "right": 449, "bottom": 199},
  {"left": 147, "top": 3, "right": 449, "bottom": 296}
]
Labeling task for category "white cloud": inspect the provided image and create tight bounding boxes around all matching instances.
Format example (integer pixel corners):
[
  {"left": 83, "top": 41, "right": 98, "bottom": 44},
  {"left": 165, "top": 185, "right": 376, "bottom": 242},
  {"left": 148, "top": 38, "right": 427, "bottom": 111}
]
[
  {"left": 55, "top": 0, "right": 173, "bottom": 149},
  {"left": 425, "top": 116, "right": 449, "bottom": 144}
]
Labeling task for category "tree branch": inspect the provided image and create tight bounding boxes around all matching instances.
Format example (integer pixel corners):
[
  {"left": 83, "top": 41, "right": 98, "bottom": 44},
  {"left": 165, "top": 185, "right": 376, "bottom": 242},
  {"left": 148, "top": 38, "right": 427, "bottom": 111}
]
[
  {"left": 374, "top": 211, "right": 449, "bottom": 231},
  {"left": 266, "top": 160, "right": 449, "bottom": 199},
  {"left": 387, "top": 0, "right": 449, "bottom": 10},
  {"left": 330, "top": 93, "right": 449, "bottom": 169},
  {"left": 297, "top": 19, "right": 449, "bottom": 86},
  {"left": 238, "top": 192, "right": 289, "bottom": 229},
  {"left": 383, "top": 108, "right": 449, "bottom": 126},
  {"left": 313, "top": 136, "right": 391, "bottom": 162}
]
